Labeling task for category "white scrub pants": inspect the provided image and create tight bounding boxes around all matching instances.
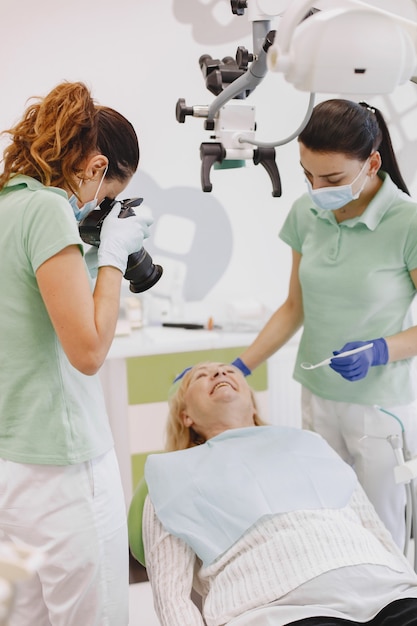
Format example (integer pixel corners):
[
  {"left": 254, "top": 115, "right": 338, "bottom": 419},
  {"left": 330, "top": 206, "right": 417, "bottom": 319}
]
[
  {"left": 0, "top": 448, "right": 128, "bottom": 626},
  {"left": 301, "top": 388, "right": 417, "bottom": 549}
]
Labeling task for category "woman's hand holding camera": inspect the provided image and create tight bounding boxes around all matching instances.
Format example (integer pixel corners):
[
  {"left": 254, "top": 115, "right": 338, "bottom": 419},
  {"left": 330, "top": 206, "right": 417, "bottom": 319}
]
[{"left": 97, "top": 203, "right": 153, "bottom": 273}]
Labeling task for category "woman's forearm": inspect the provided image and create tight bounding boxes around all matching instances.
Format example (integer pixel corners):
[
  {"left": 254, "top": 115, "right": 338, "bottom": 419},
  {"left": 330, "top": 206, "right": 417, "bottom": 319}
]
[
  {"left": 238, "top": 249, "right": 304, "bottom": 372},
  {"left": 386, "top": 326, "right": 417, "bottom": 363},
  {"left": 239, "top": 300, "right": 303, "bottom": 371},
  {"left": 37, "top": 247, "right": 123, "bottom": 375}
]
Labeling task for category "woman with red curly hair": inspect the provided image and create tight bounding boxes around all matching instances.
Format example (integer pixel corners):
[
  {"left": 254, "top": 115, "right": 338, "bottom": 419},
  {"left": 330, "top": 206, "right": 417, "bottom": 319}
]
[{"left": 0, "top": 81, "right": 152, "bottom": 625}]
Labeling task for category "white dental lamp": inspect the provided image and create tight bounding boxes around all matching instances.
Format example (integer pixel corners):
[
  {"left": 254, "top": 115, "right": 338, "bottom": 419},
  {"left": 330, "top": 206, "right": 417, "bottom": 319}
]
[{"left": 267, "top": 0, "right": 417, "bottom": 94}]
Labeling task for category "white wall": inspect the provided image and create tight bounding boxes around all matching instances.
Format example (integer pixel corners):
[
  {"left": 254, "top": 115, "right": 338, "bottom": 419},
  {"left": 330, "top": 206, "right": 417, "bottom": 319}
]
[{"left": 2, "top": 0, "right": 417, "bottom": 321}]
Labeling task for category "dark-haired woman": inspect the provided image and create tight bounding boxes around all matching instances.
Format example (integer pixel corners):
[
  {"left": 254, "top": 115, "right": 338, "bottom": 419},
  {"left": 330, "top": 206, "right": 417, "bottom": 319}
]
[
  {"left": 234, "top": 99, "right": 417, "bottom": 549},
  {"left": 0, "top": 81, "right": 152, "bottom": 625}
]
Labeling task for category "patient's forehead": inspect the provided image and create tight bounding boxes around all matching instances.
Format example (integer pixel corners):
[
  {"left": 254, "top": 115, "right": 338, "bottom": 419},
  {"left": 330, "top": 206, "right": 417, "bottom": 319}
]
[{"left": 191, "top": 362, "right": 227, "bottom": 374}]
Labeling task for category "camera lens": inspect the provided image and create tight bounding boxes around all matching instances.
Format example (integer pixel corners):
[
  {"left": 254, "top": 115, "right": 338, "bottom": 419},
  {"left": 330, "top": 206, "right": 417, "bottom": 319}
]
[{"left": 125, "top": 248, "right": 163, "bottom": 293}]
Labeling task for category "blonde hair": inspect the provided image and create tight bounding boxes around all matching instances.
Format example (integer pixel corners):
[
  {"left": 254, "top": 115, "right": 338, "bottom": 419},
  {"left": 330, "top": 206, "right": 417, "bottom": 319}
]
[
  {"left": 165, "top": 362, "right": 267, "bottom": 451},
  {"left": 0, "top": 81, "right": 139, "bottom": 193}
]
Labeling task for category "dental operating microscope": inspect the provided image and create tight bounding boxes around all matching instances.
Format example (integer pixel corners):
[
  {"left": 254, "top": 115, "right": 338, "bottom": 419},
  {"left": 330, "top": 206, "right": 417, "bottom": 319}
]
[{"left": 176, "top": 0, "right": 417, "bottom": 196}]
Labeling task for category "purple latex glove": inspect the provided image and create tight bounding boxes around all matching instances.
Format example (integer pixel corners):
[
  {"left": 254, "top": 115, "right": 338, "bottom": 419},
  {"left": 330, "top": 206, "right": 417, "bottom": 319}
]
[
  {"left": 173, "top": 367, "right": 192, "bottom": 383},
  {"left": 231, "top": 357, "right": 252, "bottom": 377},
  {"left": 329, "top": 338, "right": 388, "bottom": 381}
]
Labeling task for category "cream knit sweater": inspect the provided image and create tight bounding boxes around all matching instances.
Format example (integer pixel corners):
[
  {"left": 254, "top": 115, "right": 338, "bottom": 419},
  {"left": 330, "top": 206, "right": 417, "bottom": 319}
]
[{"left": 143, "top": 483, "right": 412, "bottom": 626}]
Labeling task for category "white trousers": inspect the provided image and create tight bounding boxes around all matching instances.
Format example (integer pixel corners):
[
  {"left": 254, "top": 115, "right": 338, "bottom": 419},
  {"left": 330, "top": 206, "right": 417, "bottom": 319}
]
[
  {"left": 0, "top": 448, "right": 128, "bottom": 626},
  {"left": 301, "top": 388, "right": 417, "bottom": 549}
]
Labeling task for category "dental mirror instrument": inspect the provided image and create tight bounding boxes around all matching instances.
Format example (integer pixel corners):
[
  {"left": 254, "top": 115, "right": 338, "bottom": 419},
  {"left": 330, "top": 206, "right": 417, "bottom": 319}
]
[{"left": 301, "top": 342, "right": 374, "bottom": 370}]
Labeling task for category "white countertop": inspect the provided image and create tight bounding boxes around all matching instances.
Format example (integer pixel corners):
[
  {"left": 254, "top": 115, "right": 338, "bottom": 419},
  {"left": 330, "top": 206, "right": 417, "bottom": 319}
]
[{"left": 106, "top": 325, "right": 259, "bottom": 360}]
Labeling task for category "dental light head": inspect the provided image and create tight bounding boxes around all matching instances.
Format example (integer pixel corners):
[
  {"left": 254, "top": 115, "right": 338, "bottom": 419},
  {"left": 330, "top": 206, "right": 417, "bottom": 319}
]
[{"left": 267, "top": 6, "right": 417, "bottom": 94}]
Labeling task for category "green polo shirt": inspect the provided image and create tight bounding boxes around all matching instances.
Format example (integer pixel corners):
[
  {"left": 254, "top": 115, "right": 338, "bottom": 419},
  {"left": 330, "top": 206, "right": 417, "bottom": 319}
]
[
  {"left": 280, "top": 172, "right": 417, "bottom": 406},
  {"left": 0, "top": 175, "right": 114, "bottom": 464}
]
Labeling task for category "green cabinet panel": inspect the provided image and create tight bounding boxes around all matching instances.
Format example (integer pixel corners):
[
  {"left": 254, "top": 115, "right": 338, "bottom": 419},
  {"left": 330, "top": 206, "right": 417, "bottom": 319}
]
[{"left": 126, "top": 347, "right": 267, "bottom": 405}]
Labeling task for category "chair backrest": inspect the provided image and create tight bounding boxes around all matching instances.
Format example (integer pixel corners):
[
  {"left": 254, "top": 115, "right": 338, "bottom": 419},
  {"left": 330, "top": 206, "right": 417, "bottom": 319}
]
[
  {"left": 128, "top": 475, "right": 205, "bottom": 614},
  {"left": 128, "top": 477, "right": 149, "bottom": 567}
]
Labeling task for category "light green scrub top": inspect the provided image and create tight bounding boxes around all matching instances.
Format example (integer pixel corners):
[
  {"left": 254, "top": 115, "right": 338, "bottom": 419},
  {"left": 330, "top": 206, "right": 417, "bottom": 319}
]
[
  {"left": 0, "top": 175, "right": 114, "bottom": 464},
  {"left": 279, "top": 172, "right": 417, "bottom": 407}
]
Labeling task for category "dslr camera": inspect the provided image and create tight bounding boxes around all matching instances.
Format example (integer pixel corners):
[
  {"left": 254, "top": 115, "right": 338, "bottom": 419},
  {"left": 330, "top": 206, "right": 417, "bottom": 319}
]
[{"left": 79, "top": 197, "right": 163, "bottom": 293}]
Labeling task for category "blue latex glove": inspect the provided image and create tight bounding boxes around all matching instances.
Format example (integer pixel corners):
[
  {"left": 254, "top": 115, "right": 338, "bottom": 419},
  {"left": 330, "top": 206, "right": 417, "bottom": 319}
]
[
  {"left": 173, "top": 366, "right": 192, "bottom": 383},
  {"left": 98, "top": 202, "right": 153, "bottom": 273},
  {"left": 231, "top": 357, "right": 252, "bottom": 377},
  {"left": 329, "top": 338, "right": 389, "bottom": 381}
]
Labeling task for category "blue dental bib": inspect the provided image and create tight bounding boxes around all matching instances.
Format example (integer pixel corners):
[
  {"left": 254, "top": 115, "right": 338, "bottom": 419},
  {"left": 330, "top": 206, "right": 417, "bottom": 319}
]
[{"left": 145, "top": 426, "right": 357, "bottom": 566}]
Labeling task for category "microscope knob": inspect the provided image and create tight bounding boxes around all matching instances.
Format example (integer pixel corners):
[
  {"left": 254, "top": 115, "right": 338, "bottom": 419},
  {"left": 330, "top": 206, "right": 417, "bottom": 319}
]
[
  {"left": 231, "top": 0, "right": 247, "bottom": 16},
  {"left": 236, "top": 46, "right": 254, "bottom": 70},
  {"left": 176, "top": 98, "right": 194, "bottom": 123}
]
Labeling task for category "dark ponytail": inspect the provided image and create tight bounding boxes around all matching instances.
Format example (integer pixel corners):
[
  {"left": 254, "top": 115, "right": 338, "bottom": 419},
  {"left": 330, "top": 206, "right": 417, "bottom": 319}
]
[
  {"left": 365, "top": 103, "right": 409, "bottom": 195},
  {"left": 298, "top": 99, "right": 409, "bottom": 195}
]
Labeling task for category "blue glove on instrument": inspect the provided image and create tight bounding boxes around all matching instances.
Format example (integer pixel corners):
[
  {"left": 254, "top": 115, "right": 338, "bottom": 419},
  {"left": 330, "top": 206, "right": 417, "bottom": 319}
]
[
  {"left": 231, "top": 357, "right": 252, "bottom": 377},
  {"left": 329, "top": 338, "right": 389, "bottom": 381}
]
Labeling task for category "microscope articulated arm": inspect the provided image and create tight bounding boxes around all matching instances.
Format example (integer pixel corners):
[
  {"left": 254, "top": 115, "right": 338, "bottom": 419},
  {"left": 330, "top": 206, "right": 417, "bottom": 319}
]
[{"left": 206, "top": 24, "right": 275, "bottom": 128}]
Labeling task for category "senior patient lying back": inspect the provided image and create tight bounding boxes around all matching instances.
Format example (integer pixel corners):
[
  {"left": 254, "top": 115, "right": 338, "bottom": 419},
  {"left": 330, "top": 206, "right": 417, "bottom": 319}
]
[{"left": 141, "top": 362, "right": 417, "bottom": 626}]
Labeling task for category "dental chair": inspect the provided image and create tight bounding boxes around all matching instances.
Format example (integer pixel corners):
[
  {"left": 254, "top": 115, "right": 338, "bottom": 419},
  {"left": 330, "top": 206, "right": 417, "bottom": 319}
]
[
  {"left": 128, "top": 476, "right": 204, "bottom": 613},
  {"left": 128, "top": 477, "right": 148, "bottom": 568}
]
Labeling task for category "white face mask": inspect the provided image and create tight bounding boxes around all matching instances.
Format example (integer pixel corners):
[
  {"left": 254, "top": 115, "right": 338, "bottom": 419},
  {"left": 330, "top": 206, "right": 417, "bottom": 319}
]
[
  {"left": 69, "top": 165, "right": 108, "bottom": 222},
  {"left": 305, "top": 159, "right": 369, "bottom": 211}
]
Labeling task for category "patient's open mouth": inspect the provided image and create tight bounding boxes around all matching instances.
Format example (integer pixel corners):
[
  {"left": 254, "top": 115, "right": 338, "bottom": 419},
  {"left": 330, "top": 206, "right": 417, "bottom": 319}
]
[{"left": 211, "top": 381, "right": 233, "bottom": 393}]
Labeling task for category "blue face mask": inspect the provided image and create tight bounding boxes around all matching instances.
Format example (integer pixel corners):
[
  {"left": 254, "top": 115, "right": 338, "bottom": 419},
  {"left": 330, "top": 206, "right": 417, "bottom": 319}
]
[
  {"left": 69, "top": 165, "right": 108, "bottom": 222},
  {"left": 69, "top": 195, "right": 99, "bottom": 222},
  {"left": 305, "top": 159, "right": 369, "bottom": 211}
]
